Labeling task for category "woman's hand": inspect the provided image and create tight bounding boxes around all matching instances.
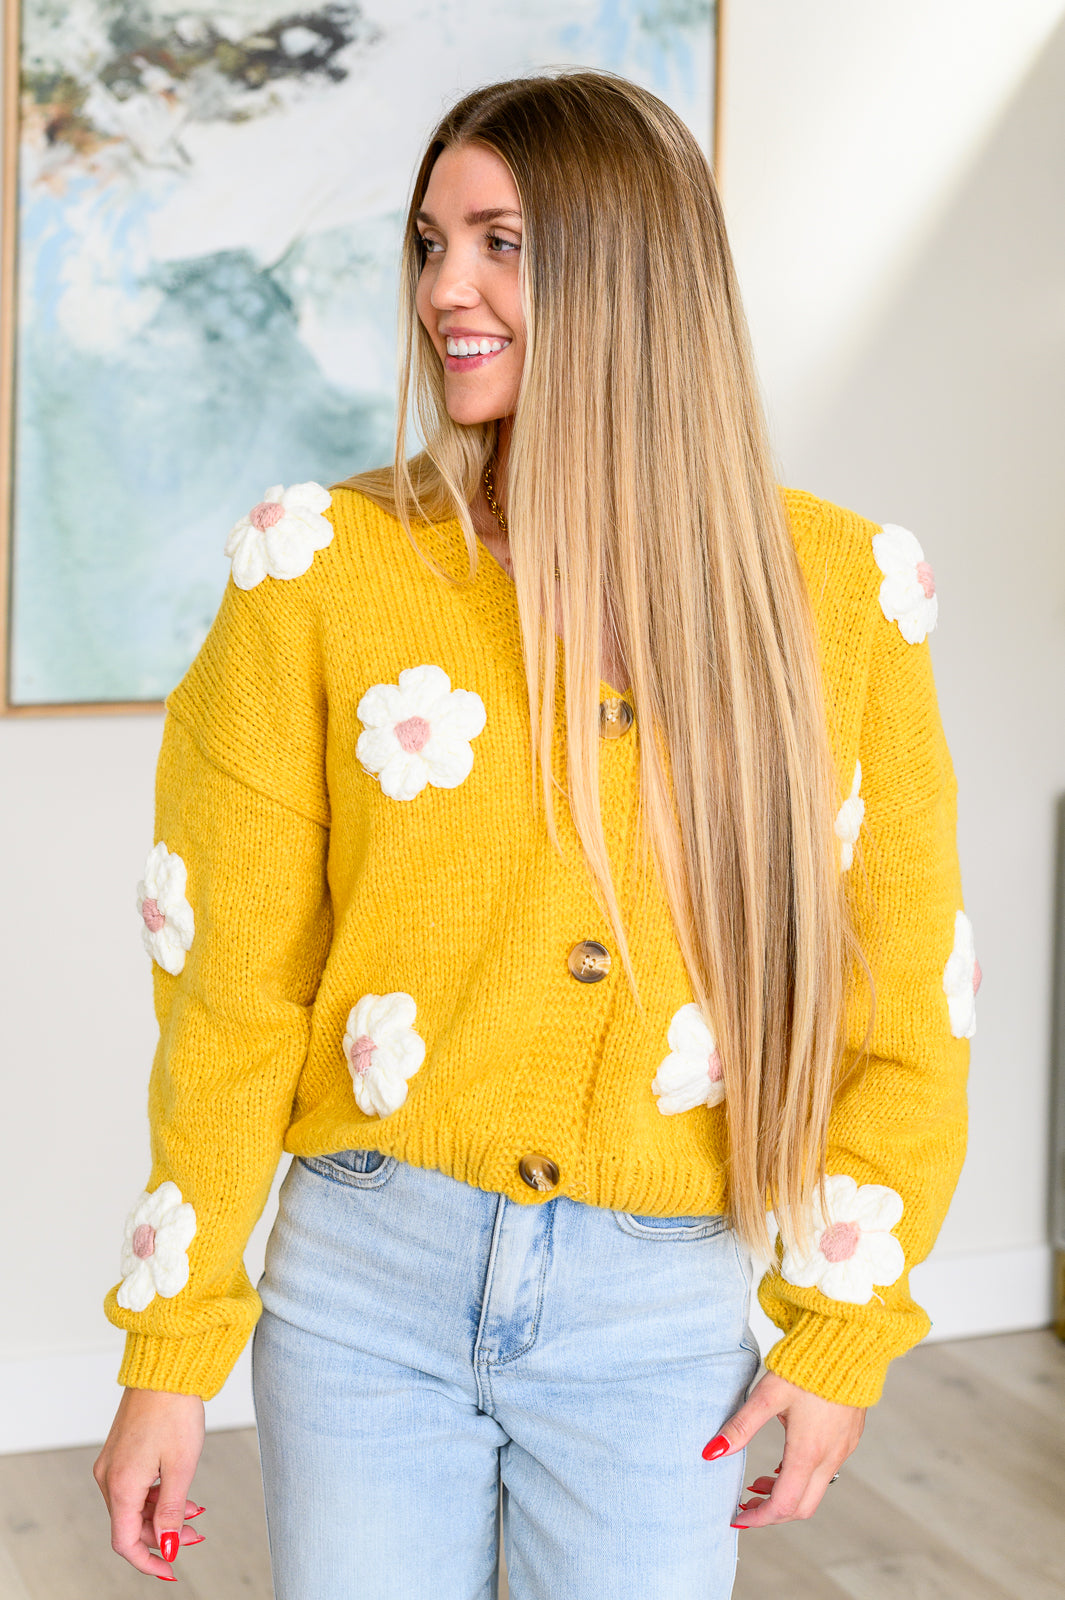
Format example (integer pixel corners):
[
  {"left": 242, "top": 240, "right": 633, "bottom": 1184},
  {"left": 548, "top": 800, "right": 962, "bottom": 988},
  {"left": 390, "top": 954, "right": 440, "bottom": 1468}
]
[
  {"left": 703, "top": 1370, "right": 865, "bottom": 1527},
  {"left": 93, "top": 1386, "right": 207, "bottom": 1580}
]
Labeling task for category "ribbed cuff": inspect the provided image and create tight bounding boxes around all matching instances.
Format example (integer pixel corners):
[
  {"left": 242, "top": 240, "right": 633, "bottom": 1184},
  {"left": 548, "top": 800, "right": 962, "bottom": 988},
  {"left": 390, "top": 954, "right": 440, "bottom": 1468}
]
[
  {"left": 117, "top": 1323, "right": 252, "bottom": 1402},
  {"left": 757, "top": 1283, "right": 932, "bottom": 1408}
]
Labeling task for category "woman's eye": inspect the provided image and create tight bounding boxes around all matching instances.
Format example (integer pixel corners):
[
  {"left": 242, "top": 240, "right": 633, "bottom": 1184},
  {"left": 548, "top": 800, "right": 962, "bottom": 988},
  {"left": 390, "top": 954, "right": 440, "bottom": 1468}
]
[
  {"left": 418, "top": 235, "right": 443, "bottom": 255},
  {"left": 487, "top": 233, "right": 519, "bottom": 254}
]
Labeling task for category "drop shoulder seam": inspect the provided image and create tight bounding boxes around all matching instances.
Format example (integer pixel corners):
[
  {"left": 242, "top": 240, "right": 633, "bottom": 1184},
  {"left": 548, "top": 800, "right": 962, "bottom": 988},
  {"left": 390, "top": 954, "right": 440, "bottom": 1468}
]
[{"left": 165, "top": 705, "right": 331, "bottom": 832}]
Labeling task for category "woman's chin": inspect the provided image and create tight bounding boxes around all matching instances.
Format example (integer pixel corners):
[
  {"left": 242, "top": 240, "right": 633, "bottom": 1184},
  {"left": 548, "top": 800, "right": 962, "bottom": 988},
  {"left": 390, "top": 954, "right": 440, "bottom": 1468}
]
[
  {"left": 442, "top": 379, "right": 517, "bottom": 427},
  {"left": 444, "top": 399, "right": 514, "bottom": 426}
]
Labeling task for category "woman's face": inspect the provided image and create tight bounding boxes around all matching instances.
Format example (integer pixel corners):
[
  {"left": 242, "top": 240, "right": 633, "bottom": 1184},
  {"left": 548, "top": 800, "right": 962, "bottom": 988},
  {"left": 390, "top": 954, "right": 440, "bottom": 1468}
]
[{"left": 414, "top": 143, "right": 525, "bottom": 426}]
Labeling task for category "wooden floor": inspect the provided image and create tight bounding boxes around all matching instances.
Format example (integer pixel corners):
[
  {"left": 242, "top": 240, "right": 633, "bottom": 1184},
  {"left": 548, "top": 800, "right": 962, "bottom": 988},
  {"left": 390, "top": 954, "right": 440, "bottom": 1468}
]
[{"left": 1, "top": 1329, "right": 1061, "bottom": 1598}]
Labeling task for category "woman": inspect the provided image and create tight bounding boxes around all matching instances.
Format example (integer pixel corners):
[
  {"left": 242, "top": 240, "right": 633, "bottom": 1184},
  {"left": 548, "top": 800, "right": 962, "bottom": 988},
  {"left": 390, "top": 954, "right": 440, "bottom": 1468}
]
[{"left": 94, "top": 71, "right": 973, "bottom": 1597}]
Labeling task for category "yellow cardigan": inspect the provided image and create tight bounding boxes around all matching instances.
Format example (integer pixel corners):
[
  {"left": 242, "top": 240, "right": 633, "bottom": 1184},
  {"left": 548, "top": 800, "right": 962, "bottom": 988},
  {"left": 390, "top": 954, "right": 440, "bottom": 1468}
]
[{"left": 104, "top": 483, "right": 971, "bottom": 1408}]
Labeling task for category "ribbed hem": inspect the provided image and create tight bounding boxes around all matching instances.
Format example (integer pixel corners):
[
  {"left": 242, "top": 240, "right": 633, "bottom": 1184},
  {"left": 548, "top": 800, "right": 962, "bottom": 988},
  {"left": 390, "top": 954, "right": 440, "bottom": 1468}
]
[
  {"left": 117, "top": 1323, "right": 253, "bottom": 1402},
  {"left": 757, "top": 1290, "right": 932, "bottom": 1408}
]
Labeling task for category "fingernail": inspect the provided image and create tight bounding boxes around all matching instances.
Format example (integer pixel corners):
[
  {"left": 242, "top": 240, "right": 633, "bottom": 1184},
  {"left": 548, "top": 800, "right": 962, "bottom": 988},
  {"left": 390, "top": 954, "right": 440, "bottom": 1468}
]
[
  {"left": 157, "top": 1577, "right": 177, "bottom": 1584},
  {"left": 702, "top": 1434, "right": 730, "bottom": 1460},
  {"left": 187, "top": 1505, "right": 206, "bottom": 1518},
  {"left": 160, "top": 1532, "right": 179, "bottom": 1562},
  {"left": 730, "top": 1523, "right": 749, "bottom": 1531},
  {"left": 184, "top": 1531, "right": 206, "bottom": 1546}
]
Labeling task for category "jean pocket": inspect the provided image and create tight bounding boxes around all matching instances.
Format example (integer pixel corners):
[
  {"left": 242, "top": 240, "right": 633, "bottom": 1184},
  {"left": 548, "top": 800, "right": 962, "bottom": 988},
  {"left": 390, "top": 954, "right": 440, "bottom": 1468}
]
[
  {"left": 297, "top": 1148, "right": 398, "bottom": 1188},
  {"left": 614, "top": 1211, "right": 728, "bottom": 1240}
]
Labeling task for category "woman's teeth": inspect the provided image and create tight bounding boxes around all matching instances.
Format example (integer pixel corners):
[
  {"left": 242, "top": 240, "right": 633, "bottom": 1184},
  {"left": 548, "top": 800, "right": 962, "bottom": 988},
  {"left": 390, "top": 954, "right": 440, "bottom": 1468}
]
[{"left": 446, "top": 337, "right": 510, "bottom": 357}]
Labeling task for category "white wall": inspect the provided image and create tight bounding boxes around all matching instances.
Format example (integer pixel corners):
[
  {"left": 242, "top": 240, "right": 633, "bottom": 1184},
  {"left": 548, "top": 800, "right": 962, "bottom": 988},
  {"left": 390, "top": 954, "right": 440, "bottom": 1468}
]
[
  {"left": 3, "top": 0, "right": 1064, "bottom": 1451},
  {"left": 725, "top": 0, "right": 1065, "bottom": 1355}
]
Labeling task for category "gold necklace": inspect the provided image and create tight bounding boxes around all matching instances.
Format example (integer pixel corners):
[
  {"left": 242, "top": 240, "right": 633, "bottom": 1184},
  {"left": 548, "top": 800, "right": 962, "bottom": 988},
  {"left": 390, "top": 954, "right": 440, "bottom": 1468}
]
[
  {"left": 483, "top": 463, "right": 560, "bottom": 579},
  {"left": 484, "top": 464, "right": 628, "bottom": 696}
]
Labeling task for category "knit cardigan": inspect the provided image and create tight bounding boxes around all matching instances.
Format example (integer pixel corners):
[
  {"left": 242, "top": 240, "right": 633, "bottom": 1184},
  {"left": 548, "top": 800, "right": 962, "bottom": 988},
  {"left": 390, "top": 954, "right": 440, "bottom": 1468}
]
[{"left": 104, "top": 482, "right": 971, "bottom": 1408}]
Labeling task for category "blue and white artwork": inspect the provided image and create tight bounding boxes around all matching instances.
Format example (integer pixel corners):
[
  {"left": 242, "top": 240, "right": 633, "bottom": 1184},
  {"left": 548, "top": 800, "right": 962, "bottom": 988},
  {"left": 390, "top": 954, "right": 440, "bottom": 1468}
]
[{"left": 8, "top": 0, "right": 714, "bottom": 705}]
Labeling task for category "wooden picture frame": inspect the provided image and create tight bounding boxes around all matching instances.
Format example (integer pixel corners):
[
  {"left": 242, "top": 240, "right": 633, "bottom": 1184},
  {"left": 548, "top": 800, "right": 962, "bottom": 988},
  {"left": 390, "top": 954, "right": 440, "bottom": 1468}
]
[{"left": 1, "top": 0, "right": 725, "bottom": 716}]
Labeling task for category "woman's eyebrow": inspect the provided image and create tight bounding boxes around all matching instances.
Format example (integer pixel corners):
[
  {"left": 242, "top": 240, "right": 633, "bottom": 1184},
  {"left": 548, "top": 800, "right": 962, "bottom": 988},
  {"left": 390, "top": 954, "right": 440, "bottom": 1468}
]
[{"left": 415, "top": 207, "right": 522, "bottom": 226}]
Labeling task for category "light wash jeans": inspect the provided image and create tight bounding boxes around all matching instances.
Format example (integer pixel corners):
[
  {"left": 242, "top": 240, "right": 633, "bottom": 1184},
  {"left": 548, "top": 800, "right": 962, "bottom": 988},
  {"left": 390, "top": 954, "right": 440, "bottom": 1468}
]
[{"left": 251, "top": 1150, "right": 761, "bottom": 1600}]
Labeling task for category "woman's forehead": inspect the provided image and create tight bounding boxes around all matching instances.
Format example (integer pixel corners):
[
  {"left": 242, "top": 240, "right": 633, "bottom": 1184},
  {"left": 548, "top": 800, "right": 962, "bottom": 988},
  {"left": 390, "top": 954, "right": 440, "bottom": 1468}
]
[{"left": 421, "top": 144, "right": 522, "bottom": 217}]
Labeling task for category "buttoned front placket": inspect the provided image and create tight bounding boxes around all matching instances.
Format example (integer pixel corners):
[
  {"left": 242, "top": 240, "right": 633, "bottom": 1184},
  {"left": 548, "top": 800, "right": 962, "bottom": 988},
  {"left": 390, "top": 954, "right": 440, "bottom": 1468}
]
[
  {"left": 505, "top": 674, "right": 642, "bottom": 1203},
  {"left": 441, "top": 520, "right": 649, "bottom": 1204}
]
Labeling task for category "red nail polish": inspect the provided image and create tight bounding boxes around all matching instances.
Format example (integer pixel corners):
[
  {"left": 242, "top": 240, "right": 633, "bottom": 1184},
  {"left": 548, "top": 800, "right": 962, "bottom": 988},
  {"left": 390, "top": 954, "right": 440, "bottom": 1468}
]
[
  {"left": 187, "top": 1505, "right": 206, "bottom": 1518},
  {"left": 702, "top": 1434, "right": 730, "bottom": 1460},
  {"left": 160, "top": 1532, "right": 179, "bottom": 1562},
  {"left": 156, "top": 1577, "right": 176, "bottom": 1583},
  {"left": 185, "top": 1531, "right": 205, "bottom": 1546},
  {"left": 730, "top": 1523, "right": 749, "bottom": 1531}
]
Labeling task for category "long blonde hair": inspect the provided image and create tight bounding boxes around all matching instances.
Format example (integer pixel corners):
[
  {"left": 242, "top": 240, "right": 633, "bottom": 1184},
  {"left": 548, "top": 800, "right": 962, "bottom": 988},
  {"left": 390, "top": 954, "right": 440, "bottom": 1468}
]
[{"left": 344, "top": 70, "right": 868, "bottom": 1252}]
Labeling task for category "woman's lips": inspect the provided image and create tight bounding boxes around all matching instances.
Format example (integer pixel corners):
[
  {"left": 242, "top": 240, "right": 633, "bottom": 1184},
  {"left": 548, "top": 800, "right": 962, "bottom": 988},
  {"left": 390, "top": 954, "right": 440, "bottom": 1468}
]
[
  {"left": 444, "top": 345, "right": 509, "bottom": 372},
  {"left": 442, "top": 334, "right": 512, "bottom": 373}
]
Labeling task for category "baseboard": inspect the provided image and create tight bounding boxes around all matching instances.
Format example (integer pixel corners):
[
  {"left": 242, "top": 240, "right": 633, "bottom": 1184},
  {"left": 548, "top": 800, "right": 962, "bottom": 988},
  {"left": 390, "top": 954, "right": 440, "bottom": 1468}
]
[{"left": 2, "top": 1242, "right": 1055, "bottom": 1455}]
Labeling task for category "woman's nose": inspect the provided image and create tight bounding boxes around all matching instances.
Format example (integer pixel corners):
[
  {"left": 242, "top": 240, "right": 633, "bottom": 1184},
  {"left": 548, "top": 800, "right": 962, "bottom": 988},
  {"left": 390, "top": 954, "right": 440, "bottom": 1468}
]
[{"left": 430, "top": 254, "right": 479, "bottom": 311}]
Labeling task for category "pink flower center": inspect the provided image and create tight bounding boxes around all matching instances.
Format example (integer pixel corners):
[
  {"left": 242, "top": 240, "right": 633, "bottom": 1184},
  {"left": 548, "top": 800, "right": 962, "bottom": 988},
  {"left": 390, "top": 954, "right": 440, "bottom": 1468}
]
[
  {"left": 819, "top": 1220, "right": 861, "bottom": 1262},
  {"left": 141, "top": 898, "right": 166, "bottom": 933},
  {"left": 349, "top": 1035, "right": 376, "bottom": 1077},
  {"left": 394, "top": 715, "right": 431, "bottom": 753},
  {"left": 132, "top": 1223, "right": 156, "bottom": 1259},
  {"left": 973, "top": 958, "right": 982, "bottom": 995},
  {"left": 916, "top": 560, "right": 936, "bottom": 599},
  {"left": 707, "top": 1050, "right": 723, "bottom": 1084},
  {"left": 250, "top": 500, "right": 285, "bottom": 531}
]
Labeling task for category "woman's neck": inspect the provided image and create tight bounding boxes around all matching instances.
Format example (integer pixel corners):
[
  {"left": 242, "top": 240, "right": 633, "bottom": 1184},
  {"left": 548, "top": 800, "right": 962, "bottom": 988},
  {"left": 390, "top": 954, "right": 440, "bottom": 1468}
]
[
  {"left": 470, "top": 419, "right": 512, "bottom": 547},
  {"left": 468, "top": 429, "right": 630, "bottom": 694},
  {"left": 493, "top": 417, "right": 513, "bottom": 507}
]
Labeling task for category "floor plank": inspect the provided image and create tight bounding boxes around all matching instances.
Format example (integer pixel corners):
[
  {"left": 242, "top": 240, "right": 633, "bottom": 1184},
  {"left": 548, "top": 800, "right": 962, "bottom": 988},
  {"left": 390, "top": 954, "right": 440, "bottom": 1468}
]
[
  {"left": 0, "top": 1536, "right": 33, "bottom": 1600},
  {"left": 945, "top": 1327, "right": 1065, "bottom": 1411},
  {"left": 848, "top": 1344, "right": 1065, "bottom": 1600},
  {"left": 733, "top": 1534, "right": 856, "bottom": 1600},
  {"left": 827, "top": 1548, "right": 1017, "bottom": 1600},
  {"left": 0, "top": 1328, "right": 1061, "bottom": 1598}
]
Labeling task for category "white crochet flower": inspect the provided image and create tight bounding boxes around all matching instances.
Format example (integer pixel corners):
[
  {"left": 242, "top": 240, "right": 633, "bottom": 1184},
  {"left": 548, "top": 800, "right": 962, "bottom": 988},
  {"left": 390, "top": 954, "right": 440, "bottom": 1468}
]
[
  {"left": 343, "top": 991, "right": 427, "bottom": 1117},
  {"left": 651, "top": 1002, "right": 725, "bottom": 1115},
  {"left": 116, "top": 1181, "right": 197, "bottom": 1312},
  {"left": 136, "top": 843, "right": 195, "bottom": 976},
  {"left": 943, "top": 909, "right": 981, "bottom": 1039},
  {"left": 872, "top": 523, "right": 938, "bottom": 644},
  {"left": 780, "top": 1173, "right": 905, "bottom": 1304},
  {"left": 356, "top": 665, "right": 487, "bottom": 801},
  {"left": 834, "top": 761, "right": 864, "bottom": 871},
  {"left": 224, "top": 481, "right": 333, "bottom": 590}
]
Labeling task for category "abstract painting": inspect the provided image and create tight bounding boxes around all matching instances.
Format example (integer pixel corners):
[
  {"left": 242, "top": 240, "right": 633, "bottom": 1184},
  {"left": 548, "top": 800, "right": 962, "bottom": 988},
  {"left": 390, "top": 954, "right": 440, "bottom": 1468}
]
[{"left": 1, "top": 0, "right": 717, "bottom": 708}]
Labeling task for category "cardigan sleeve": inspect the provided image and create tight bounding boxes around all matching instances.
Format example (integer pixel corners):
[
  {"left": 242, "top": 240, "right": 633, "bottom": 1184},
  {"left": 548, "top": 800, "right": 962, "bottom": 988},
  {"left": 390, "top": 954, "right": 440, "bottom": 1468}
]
[
  {"left": 756, "top": 595, "right": 971, "bottom": 1408},
  {"left": 103, "top": 577, "right": 333, "bottom": 1399}
]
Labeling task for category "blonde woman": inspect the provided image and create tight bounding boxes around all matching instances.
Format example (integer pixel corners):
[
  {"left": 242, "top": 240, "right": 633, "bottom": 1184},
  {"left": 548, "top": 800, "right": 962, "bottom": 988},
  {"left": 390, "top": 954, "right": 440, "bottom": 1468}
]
[{"left": 94, "top": 71, "right": 972, "bottom": 1599}]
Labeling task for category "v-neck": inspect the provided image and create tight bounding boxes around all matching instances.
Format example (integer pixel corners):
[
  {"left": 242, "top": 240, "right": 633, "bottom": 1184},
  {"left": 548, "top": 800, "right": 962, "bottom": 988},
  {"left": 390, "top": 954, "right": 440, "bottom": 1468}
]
[{"left": 460, "top": 523, "right": 632, "bottom": 702}]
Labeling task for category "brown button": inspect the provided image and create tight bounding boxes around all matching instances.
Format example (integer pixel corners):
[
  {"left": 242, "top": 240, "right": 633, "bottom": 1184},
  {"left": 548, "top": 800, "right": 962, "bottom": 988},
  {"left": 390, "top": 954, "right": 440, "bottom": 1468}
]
[
  {"left": 518, "top": 1152, "right": 561, "bottom": 1191},
  {"left": 567, "top": 939, "right": 611, "bottom": 982},
  {"left": 599, "top": 697, "right": 634, "bottom": 739}
]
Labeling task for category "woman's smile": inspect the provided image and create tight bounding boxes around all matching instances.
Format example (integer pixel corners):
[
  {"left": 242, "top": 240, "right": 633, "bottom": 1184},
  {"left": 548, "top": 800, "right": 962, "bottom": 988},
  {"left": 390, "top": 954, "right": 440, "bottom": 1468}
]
[{"left": 443, "top": 331, "right": 513, "bottom": 371}]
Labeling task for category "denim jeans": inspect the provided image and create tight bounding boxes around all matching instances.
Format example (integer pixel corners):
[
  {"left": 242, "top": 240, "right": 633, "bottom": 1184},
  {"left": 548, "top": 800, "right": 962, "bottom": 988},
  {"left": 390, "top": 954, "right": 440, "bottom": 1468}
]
[{"left": 251, "top": 1151, "right": 761, "bottom": 1599}]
